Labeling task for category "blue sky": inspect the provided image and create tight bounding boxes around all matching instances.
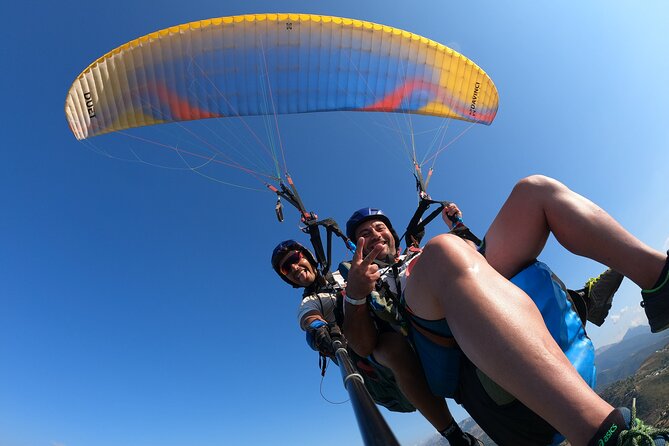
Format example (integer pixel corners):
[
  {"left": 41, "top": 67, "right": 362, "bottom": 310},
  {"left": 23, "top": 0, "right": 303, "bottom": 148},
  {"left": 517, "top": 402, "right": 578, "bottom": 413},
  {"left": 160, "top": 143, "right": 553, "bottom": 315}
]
[{"left": 1, "top": 1, "right": 668, "bottom": 446}]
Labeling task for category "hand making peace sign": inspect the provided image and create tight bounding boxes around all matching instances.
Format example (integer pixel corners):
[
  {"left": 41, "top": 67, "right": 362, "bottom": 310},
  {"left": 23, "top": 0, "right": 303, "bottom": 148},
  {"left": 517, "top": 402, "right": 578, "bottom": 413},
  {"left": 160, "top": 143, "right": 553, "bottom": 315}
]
[{"left": 345, "top": 237, "right": 385, "bottom": 302}]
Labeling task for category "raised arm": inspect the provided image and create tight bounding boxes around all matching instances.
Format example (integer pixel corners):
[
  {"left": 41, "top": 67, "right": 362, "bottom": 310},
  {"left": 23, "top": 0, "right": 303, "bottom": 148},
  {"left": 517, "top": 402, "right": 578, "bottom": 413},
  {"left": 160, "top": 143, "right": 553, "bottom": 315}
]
[{"left": 341, "top": 239, "right": 385, "bottom": 357}]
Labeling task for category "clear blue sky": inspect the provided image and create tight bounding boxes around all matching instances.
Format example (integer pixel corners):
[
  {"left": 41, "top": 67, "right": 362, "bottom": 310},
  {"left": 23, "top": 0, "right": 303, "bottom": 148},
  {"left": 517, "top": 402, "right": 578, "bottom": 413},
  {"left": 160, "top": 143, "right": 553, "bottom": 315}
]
[{"left": 2, "top": 2, "right": 668, "bottom": 445}]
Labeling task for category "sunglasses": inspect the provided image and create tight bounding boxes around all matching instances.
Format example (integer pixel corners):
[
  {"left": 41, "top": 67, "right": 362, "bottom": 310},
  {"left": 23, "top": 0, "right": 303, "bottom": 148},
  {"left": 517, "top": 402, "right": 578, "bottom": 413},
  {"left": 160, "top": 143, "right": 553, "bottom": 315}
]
[{"left": 280, "top": 250, "right": 304, "bottom": 276}]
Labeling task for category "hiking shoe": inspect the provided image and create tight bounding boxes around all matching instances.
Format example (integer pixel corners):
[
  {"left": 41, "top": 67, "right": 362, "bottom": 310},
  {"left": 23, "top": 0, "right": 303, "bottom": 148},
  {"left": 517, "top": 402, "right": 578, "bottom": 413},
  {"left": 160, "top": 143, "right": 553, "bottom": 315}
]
[
  {"left": 583, "top": 269, "right": 624, "bottom": 326},
  {"left": 617, "top": 399, "right": 669, "bottom": 445},
  {"left": 641, "top": 253, "right": 669, "bottom": 333},
  {"left": 641, "top": 270, "right": 669, "bottom": 333}
]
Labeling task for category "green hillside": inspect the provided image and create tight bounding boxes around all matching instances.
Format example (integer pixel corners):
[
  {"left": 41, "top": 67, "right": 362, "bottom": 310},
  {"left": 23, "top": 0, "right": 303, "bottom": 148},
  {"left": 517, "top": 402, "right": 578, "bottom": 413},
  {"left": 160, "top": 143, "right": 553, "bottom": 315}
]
[{"left": 599, "top": 343, "right": 669, "bottom": 428}]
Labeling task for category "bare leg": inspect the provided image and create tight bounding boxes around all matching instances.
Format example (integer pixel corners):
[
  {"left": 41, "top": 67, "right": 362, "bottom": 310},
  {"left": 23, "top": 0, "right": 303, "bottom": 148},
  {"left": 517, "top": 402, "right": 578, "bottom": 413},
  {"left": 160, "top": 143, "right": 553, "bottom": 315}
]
[
  {"left": 484, "top": 175, "right": 665, "bottom": 288},
  {"left": 373, "top": 331, "right": 453, "bottom": 432},
  {"left": 405, "top": 234, "right": 612, "bottom": 446}
]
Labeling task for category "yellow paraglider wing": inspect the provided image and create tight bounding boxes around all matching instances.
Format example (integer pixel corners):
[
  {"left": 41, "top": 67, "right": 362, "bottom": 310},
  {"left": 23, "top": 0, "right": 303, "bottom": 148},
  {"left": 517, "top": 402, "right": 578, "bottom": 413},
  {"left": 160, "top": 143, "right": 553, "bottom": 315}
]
[{"left": 65, "top": 13, "right": 498, "bottom": 140}]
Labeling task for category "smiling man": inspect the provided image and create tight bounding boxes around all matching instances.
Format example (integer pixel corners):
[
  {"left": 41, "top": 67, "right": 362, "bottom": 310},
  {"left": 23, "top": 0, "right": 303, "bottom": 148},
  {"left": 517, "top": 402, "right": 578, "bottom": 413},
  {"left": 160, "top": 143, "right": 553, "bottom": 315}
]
[{"left": 275, "top": 246, "right": 317, "bottom": 288}]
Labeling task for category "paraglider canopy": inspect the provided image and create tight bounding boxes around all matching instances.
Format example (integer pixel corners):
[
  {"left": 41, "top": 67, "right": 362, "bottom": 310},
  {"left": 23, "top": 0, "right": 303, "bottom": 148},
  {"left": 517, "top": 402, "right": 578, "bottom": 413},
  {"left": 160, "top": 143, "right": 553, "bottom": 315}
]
[{"left": 65, "top": 13, "right": 498, "bottom": 141}]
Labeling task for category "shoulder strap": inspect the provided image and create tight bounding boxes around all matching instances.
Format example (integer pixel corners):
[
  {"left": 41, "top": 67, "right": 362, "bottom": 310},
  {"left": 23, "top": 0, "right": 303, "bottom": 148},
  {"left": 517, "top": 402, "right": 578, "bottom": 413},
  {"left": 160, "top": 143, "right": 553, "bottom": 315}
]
[{"left": 334, "top": 292, "right": 345, "bottom": 327}]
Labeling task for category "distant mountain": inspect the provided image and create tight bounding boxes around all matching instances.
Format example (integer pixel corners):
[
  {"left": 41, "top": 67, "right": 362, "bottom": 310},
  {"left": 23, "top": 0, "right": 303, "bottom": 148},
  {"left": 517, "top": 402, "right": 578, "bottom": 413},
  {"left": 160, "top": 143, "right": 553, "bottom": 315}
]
[
  {"left": 598, "top": 342, "right": 669, "bottom": 428},
  {"left": 413, "top": 419, "right": 495, "bottom": 446},
  {"left": 594, "top": 325, "right": 669, "bottom": 390},
  {"left": 412, "top": 433, "right": 446, "bottom": 446},
  {"left": 622, "top": 324, "right": 652, "bottom": 341},
  {"left": 412, "top": 425, "right": 495, "bottom": 446}
]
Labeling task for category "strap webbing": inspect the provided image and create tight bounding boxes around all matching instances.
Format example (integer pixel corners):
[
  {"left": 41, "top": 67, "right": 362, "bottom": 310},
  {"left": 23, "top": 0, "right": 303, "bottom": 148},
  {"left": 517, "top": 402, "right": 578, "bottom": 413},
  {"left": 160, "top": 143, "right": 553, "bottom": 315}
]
[{"left": 408, "top": 318, "right": 458, "bottom": 348}]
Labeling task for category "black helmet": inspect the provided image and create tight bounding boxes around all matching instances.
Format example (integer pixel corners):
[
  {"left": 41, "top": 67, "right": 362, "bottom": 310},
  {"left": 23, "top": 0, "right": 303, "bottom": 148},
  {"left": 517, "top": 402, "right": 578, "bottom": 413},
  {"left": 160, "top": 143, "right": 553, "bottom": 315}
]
[
  {"left": 271, "top": 239, "right": 318, "bottom": 288},
  {"left": 346, "top": 208, "right": 400, "bottom": 248}
]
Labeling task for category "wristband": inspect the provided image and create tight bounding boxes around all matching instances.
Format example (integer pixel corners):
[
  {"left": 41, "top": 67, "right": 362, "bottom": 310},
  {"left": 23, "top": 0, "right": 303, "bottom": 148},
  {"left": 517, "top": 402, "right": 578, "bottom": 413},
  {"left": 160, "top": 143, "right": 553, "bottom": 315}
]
[
  {"left": 308, "top": 320, "right": 327, "bottom": 330},
  {"left": 344, "top": 294, "right": 367, "bottom": 306}
]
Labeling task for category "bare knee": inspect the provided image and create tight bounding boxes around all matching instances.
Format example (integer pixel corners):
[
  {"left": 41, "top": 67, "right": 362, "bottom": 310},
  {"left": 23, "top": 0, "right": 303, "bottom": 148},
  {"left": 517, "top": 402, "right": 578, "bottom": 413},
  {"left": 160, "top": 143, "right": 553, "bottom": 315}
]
[
  {"left": 420, "top": 234, "right": 477, "bottom": 271},
  {"left": 513, "top": 174, "right": 565, "bottom": 198},
  {"left": 404, "top": 234, "right": 483, "bottom": 319}
]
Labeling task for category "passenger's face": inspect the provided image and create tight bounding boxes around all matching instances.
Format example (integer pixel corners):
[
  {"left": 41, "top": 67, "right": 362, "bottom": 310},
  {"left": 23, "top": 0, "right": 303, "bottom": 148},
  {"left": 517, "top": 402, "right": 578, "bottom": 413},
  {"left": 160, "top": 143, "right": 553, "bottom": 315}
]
[
  {"left": 355, "top": 219, "right": 397, "bottom": 260},
  {"left": 279, "top": 250, "right": 316, "bottom": 287}
]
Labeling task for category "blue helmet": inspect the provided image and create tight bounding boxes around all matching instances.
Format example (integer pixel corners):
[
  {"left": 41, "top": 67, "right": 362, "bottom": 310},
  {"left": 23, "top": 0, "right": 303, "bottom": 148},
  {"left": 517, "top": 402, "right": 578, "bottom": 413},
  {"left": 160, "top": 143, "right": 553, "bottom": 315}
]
[
  {"left": 346, "top": 208, "right": 400, "bottom": 248},
  {"left": 271, "top": 239, "right": 318, "bottom": 288}
]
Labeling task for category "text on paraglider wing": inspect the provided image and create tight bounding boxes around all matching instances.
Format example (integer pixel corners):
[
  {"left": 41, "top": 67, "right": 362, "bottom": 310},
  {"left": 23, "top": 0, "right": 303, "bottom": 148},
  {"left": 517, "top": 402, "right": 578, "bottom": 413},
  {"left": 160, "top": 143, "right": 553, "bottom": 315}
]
[
  {"left": 84, "top": 92, "right": 96, "bottom": 118},
  {"left": 469, "top": 82, "right": 481, "bottom": 118}
]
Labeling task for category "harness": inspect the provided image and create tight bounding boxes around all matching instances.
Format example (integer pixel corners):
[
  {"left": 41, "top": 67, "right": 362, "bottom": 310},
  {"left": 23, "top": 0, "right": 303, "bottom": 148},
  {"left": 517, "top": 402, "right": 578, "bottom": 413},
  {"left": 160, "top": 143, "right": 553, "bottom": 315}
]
[
  {"left": 338, "top": 247, "right": 450, "bottom": 342},
  {"left": 302, "top": 275, "right": 416, "bottom": 413}
]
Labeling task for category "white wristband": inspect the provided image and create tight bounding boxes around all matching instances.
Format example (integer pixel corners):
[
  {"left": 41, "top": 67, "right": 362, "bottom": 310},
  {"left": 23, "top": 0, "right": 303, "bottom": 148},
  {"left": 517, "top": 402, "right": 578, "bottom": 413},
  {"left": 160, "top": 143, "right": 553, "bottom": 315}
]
[{"left": 344, "top": 294, "right": 367, "bottom": 306}]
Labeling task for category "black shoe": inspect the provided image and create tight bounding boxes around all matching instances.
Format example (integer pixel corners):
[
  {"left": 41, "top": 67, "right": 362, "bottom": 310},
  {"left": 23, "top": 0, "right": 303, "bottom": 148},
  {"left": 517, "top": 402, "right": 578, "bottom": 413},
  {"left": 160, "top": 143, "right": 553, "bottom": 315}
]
[
  {"left": 583, "top": 269, "right": 624, "bottom": 326},
  {"left": 641, "top": 270, "right": 669, "bottom": 333}
]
